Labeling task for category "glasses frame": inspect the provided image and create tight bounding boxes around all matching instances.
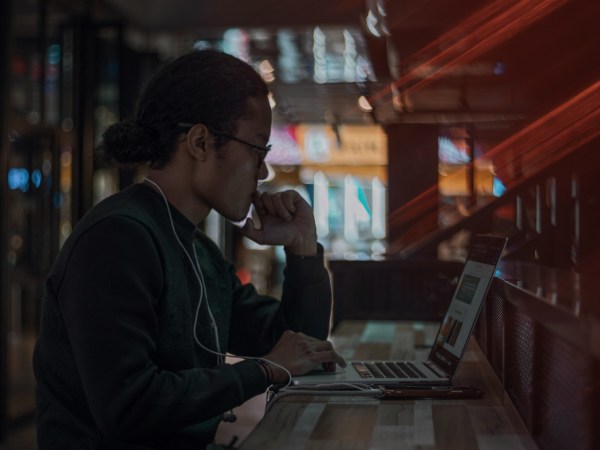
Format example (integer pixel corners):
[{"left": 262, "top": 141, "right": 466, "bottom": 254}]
[{"left": 177, "top": 122, "right": 271, "bottom": 168}]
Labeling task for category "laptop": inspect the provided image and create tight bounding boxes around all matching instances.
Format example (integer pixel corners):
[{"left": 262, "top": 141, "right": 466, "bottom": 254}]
[{"left": 292, "top": 234, "right": 508, "bottom": 387}]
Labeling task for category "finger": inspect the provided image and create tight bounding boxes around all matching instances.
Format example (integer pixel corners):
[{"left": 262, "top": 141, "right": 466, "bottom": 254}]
[
  {"left": 260, "top": 192, "right": 276, "bottom": 216},
  {"left": 322, "top": 361, "right": 336, "bottom": 372},
  {"left": 252, "top": 191, "right": 266, "bottom": 215},
  {"left": 279, "top": 330, "right": 296, "bottom": 343},
  {"left": 293, "top": 336, "right": 330, "bottom": 356},
  {"left": 282, "top": 329, "right": 296, "bottom": 338},
  {"left": 305, "top": 340, "right": 334, "bottom": 353},
  {"left": 271, "top": 194, "right": 294, "bottom": 221},
  {"left": 241, "top": 217, "right": 255, "bottom": 234},
  {"left": 309, "top": 350, "right": 347, "bottom": 368},
  {"left": 294, "top": 332, "right": 321, "bottom": 342},
  {"left": 241, "top": 218, "right": 262, "bottom": 242},
  {"left": 303, "top": 342, "right": 345, "bottom": 366},
  {"left": 313, "top": 350, "right": 346, "bottom": 367},
  {"left": 280, "top": 191, "right": 297, "bottom": 213}
]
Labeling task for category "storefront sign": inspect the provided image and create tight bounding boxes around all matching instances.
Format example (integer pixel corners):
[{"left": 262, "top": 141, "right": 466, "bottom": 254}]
[{"left": 296, "top": 125, "right": 387, "bottom": 165}]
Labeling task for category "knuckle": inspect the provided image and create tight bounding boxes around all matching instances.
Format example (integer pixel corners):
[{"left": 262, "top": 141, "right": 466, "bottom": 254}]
[{"left": 298, "top": 341, "right": 309, "bottom": 352}]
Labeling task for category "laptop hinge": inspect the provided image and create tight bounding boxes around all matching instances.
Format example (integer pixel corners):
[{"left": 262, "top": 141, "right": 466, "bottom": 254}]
[{"left": 425, "top": 361, "right": 450, "bottom": 378}]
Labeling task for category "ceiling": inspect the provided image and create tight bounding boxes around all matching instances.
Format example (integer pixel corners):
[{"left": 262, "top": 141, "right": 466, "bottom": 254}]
[
  {"left": 98, "top": 0, "right": 599, "bottom": 131},
  {"left": 103, "top": 0, "right": 366, "bottom": 31}
]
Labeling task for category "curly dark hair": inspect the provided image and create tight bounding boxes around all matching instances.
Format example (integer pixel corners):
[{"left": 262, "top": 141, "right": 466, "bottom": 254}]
[{"left": 98, "top": 49, "right": 269, "bottom": 168}]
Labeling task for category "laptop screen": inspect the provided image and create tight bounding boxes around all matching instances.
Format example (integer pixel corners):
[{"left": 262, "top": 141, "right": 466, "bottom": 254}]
[{"left": 428, "top": 235, "right": 507, "bottom": 376}]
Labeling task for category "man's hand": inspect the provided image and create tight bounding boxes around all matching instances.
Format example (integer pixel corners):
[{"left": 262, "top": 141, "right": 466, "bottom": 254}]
[
  {"left": 262, "top": 330, "right": 347, "bottom": 384},
  {"left": 241, "top": 190, "right": 318, "bottom": 256}
]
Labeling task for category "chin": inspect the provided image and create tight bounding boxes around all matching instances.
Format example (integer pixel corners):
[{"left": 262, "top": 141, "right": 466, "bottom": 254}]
[
  {"left": 231, "top": 212, "right": 249, "bottom": 223},
  {"left": 216, "top": 200, "right": 252, "bottom": 224},
  {"left": 223, "top": 208, "right": 251, "bottom": 224}
]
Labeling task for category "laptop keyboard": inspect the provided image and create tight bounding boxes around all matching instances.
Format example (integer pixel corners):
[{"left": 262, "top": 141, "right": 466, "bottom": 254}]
[{"left": 352, "top": 361, "right": 428, "bottom": 379}]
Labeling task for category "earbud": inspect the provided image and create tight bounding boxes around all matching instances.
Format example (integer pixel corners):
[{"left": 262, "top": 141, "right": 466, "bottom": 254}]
[{"left": 222, "top": 410, "right": 237, "bottom": 423}]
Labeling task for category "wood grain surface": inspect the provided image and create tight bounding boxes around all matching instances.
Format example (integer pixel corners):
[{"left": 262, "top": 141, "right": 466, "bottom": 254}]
[{"left": 239, "top": 321, "right": 538, "bottom": 449}]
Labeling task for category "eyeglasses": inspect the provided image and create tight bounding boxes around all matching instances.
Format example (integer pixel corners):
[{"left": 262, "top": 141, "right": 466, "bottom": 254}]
[{"left": 177, "top": 122, "right": 271, "bottom": 168}]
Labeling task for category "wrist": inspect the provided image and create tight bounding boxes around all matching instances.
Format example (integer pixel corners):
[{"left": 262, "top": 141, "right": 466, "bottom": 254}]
[
  {"left": 268, "top": 364, "right": 289, "bottom": 384},
  {"left": 285, "top": 233, "right": 318, "bottom": 256},
  {"left": 255, "top": 359, "right": 273, "bottom": 385},
  {"left": 256, "top": 359, "right": 288, "bottom": 385}
]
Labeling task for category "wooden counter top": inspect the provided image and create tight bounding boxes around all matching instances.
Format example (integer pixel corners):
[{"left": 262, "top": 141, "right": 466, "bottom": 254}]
[{"left": 239, "top": 321, "right": 538, "bottom": 450}]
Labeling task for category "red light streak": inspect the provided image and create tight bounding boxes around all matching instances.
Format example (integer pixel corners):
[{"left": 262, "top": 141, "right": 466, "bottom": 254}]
[
  {"left": 388, "top": 79, "right": 600, "bottom": 251},
  {"left": 490, "top": 80, "right": 600, "bottom": 185},
  {"left": 368, "top": 0, "right": 567, "bottom": 106}
]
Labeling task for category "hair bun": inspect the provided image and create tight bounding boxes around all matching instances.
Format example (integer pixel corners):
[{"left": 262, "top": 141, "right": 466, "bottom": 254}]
[
  {"left": 97, "top": 120, "right": 161, "bottom": 166},
  {"left": 135, "top": 121, "right": 161, "bottom": 141}
]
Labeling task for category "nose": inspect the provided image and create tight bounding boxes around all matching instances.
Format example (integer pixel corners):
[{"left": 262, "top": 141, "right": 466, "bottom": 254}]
[{"left": 258, "top": 160, "right": 269, "bottom": 180}]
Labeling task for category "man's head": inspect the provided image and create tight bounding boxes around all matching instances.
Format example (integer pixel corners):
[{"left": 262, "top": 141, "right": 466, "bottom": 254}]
[
  {"left": 99, "top": 49, "right": 272, "bottom": 223},
  {"left": 99, "top": 49, "right": 269, "bottom": 169}
]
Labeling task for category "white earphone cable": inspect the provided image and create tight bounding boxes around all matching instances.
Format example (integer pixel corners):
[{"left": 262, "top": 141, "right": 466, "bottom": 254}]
[{"left": 143, "top": 177, "right": 292, "bottom": 387}]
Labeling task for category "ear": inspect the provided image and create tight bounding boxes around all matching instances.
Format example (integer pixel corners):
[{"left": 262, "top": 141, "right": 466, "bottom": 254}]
[{"left": 185, "top": 124, "right": 210, "bottom": 161}]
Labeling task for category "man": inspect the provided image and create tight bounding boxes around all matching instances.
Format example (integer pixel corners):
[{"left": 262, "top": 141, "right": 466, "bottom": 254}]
[{"left": 33, "top": 49, "right": 344, "bottom": 449}]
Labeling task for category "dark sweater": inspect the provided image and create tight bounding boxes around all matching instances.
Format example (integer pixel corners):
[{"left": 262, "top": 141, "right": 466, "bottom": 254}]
[{"left": 33, "top": 183, "right": 332, "bottom": 449}]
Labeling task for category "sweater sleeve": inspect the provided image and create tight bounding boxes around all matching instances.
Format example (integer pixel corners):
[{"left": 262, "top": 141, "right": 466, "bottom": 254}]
[
  {"left": 56, "top": 216, "right": 267, "bottom": 441},
  {"left": 228, "top": 244, "right": 332, "bottom": 357}
]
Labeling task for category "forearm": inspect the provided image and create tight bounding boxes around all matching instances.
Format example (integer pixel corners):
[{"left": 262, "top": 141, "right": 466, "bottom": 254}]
[
  {"left": 228, "top": 243, "right": 332, "bottom": 354},
  {"left": 81, "top": 359, "right": 266, "bottom": 440},
  {"left": 279, "top": 243, "right": 332, "bottom": 339},
  {"left": 284, "top": 230, "right": 317, "bottom": 256}
]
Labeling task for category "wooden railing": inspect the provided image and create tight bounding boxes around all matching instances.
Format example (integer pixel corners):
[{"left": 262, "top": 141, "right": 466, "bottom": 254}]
[
  {"left": 387, "top": 136, "right": 599, "bottom": 274},
  {"left": 388, "top": 79, "right": 600, "bottom": 273},
  {"left": 475, "top": 262, "right": 599, "bottom": 450}
]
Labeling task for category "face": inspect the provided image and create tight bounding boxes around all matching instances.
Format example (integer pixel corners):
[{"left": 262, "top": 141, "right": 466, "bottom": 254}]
[{"left": 199, "top": 96, "right": 272, "bottom": 222}]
